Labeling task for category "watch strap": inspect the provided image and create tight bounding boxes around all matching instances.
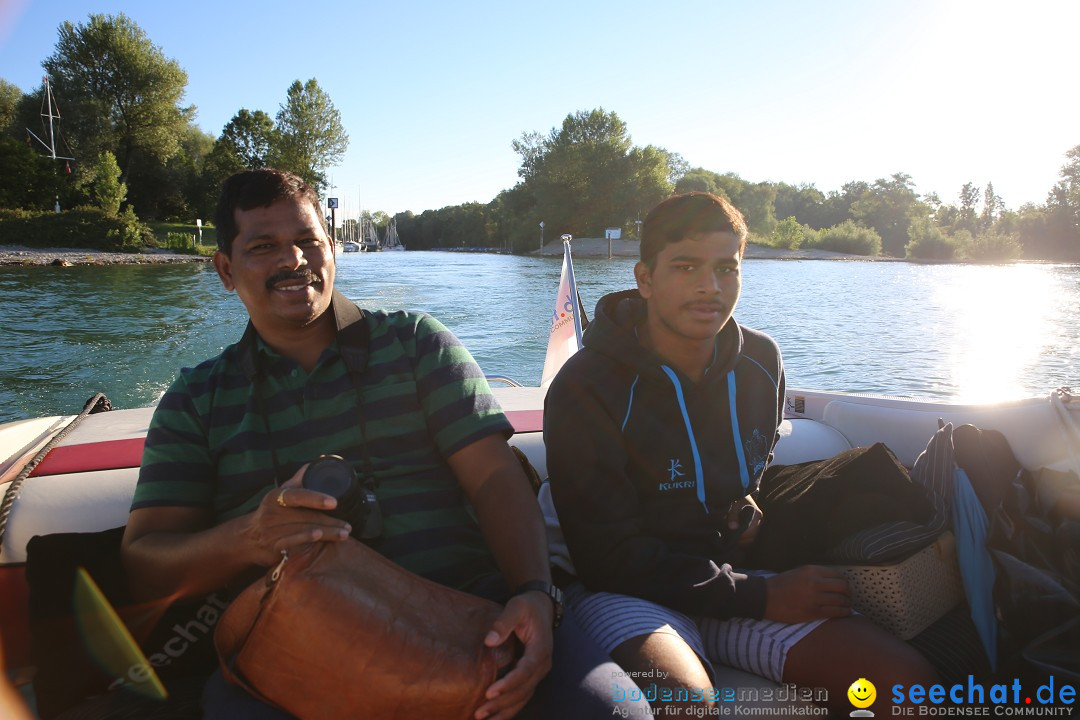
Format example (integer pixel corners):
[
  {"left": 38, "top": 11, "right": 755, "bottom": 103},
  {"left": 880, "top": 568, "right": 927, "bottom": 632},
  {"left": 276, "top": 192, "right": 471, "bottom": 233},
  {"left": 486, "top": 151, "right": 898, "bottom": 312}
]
[{"left": 511, "top": 580, "right": 564, "bottom": 628}]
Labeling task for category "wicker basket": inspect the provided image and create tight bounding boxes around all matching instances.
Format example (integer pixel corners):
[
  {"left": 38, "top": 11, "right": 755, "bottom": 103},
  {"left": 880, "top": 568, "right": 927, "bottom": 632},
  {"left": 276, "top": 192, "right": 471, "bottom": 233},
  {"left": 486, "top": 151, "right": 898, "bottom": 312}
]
[{"left": 835, "top": 532, "right": 964, "bottom": 640}]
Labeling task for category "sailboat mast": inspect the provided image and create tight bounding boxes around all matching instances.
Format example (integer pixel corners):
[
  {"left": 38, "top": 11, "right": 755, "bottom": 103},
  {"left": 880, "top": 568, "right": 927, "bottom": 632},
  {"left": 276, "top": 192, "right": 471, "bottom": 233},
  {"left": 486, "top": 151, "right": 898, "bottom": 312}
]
[
  {"left": 27, "top": 76, "right": 74, "bottom": 162},
  {"left": 45, "top": 77, "right": 57, "bottom": 160}
]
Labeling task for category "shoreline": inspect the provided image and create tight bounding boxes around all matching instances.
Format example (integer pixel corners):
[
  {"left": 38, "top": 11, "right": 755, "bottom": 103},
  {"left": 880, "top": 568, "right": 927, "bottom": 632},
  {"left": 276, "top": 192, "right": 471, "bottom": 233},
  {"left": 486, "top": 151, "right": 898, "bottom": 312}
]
[
  {"left": 536, "top": 236, "right": 897, "bottom": 261},
  {"left": 3, "top": 242, "right": 1042, "bottom": 266},
  {"left": 2, "top": 242, "right": 869, "bottom": 266},
  {"left": 0, "top": 245, "right": 212, "bottom": 266}
]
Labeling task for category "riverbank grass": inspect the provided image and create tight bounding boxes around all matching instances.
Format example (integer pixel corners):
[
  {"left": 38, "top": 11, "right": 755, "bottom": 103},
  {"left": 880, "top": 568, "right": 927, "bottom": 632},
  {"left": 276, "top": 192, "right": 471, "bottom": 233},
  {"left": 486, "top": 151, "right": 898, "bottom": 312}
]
[{"left": 147, "top": 222, "right": 216, "bottom": 257}]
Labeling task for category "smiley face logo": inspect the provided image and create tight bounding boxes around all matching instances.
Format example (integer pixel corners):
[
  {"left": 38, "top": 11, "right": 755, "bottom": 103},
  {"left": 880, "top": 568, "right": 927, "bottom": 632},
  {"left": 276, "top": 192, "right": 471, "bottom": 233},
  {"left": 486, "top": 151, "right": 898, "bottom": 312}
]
[{"left": 847, "top": 678, "right": 876, "bottom": 709}]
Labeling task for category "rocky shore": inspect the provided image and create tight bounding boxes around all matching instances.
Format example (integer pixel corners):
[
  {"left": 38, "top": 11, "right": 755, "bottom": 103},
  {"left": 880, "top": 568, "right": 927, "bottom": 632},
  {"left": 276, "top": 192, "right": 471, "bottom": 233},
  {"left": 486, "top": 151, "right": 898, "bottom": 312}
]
[{"left": 0, "top": 245, "right": 211, "bottom": 266}]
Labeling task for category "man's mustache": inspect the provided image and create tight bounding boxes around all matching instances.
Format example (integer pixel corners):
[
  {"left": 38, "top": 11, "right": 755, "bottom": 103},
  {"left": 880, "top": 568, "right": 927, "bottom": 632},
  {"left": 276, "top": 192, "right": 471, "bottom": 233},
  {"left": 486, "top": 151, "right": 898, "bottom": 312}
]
[{"left": 265, "top": 269, "right": 321, "bottom": 290}]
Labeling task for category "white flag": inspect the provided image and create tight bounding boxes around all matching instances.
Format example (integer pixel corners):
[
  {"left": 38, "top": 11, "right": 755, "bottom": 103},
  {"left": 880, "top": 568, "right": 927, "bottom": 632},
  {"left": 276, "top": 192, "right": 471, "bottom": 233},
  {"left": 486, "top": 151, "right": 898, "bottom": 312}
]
[{"left": 541, "top": 236, "right": 584, "bottom": 388}]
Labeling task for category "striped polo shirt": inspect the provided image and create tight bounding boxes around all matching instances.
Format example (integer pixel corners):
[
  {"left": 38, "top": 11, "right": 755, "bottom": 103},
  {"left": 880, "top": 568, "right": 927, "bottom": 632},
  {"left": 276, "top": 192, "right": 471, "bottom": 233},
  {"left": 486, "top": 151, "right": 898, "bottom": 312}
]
[{"left": 133, "top": 292, "right": 513, "bottom": 591}]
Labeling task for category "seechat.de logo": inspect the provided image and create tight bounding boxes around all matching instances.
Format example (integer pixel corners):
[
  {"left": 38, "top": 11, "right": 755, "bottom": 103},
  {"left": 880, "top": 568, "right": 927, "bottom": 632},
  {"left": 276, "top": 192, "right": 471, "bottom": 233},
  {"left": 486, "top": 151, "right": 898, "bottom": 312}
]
[{"left": 891, "top": 675, "right": 1076, "bottom": 714}]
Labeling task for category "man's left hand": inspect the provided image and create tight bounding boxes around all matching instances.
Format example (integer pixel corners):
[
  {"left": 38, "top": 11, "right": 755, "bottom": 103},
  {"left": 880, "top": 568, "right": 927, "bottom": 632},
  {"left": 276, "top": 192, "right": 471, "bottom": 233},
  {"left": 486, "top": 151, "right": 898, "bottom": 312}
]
[{"left": 474, "top": 592, "right": 553, "bottom": 720}]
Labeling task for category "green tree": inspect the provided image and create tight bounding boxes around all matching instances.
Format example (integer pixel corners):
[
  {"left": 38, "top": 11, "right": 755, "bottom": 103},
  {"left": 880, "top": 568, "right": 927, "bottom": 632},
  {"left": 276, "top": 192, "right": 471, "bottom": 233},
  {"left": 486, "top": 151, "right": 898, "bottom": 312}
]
[
  {"left": 905, "top": 216, "right": 959, "bottom": 260},
  {"left": 0, "top": 136, "right": 62, "bottom": 209},
  {"left": 43, "top": 13, "right": 192, "bottom": 185},
  {"left": 806, "top": 220, "right": 882, "bottom": 255},
  {"left": 221, "top": 109, "right": 276, "bottom": 169},
  {"left": 81, "top": 150, "right": 126, "bottom": 215},
  {"left": 623, "top": 145, "right": 679, "bottom": 225},
  {"left": 0, "top": 79, "right": 22, "bottom": 136},
  {"left": 271, "top": 79, "right": 349, "bottom": 190},
  {"left": 770, "top": 216, "right": 805, "bottom": 249},
  {"left": 980, "top": 182, "right": 1003, "bottom": 231},
  {"left": 512, "top": 108, "right": 673, "bottom": 240},
  {"left": 1029, "top": 144, "right": 1080, "bottom": 261},
  {"left": 774, "top": 183, "right": 828, "bottom": 229},
  {"left": 196, "top": 109, "right": 277, "bottom": 219},
  {"left": 820, "top": 181, "right": 870, "bottom": 228},
  {"left": 371, "top": 210, "right": 391, "bottom": 229},
  {"left": 658, "top": 149, "right": 689, "bottom": 186},
  {"left": 674, "top": 168, "right": 722, "bottom": 196},
  {"left": 850, "top": 173, "right": 928, "bottom": 257},
  {"left": 1054, "top": 145, "right": 1080, "bottom": 220},
  {"left": 957, "top": 182, "right": 980, "bottom": 233},
  {"left": 675, "top": 170, "right": 778, "bottom": 235},
  {"left": 736, "top": 181, "right": 778, "bottom": 236},
  {"left": 489, "top": 183, "right": 538, "bottom": 253},
  {"left": 969, "top": 229, "right": 1022, "bottom": 262},
  {"left": 128, "top": 121, "right": 214, "bottom": 220},
  {"left": 198, "top": 141, "right": 245, "bottom": 219}
]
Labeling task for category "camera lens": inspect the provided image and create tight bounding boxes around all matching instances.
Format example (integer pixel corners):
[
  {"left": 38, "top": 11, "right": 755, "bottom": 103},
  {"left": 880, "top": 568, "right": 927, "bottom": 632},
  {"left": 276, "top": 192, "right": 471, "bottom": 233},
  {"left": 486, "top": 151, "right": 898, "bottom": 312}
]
[
  {"left": 302, "top": 455, "right": 355, "bottom": 499},
  {"left": 300, "top": 455, "right": 380, "bottom": 539}
]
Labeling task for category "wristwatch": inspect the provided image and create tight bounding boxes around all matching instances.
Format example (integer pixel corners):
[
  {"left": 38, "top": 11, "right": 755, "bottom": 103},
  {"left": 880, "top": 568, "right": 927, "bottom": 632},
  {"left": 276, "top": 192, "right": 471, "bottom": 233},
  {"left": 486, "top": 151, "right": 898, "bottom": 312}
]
[{"left": 512, "top": 580, "right": 564, "bottom": 629}]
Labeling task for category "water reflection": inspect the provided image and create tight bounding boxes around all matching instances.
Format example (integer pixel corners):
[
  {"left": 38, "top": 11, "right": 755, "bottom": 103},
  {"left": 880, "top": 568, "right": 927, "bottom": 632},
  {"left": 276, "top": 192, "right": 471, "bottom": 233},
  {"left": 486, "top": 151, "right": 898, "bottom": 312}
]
[{"left": 1, "top": 256, "right": 1077, "bottom": 423}]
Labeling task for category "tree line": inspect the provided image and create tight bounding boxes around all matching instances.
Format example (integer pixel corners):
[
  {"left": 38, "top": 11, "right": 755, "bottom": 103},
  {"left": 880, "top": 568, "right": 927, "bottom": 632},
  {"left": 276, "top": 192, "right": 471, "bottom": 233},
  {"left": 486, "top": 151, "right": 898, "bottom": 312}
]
[
  {"left": 0, "top": 13, "right": 1077, "bottom": 262},
  {"left": 0, "top": 13, "right": 347, "bottom": 225},
  {"left": 399, "top": 117, "right": 1079, "bottom": 262}
]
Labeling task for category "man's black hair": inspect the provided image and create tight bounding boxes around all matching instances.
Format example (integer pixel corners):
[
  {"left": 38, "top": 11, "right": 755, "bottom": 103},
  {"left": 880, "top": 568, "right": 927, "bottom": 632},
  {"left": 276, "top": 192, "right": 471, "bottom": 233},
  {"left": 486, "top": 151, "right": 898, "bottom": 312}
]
[{"left": 213, "top": 169, "right": 324, "bottom": 255}]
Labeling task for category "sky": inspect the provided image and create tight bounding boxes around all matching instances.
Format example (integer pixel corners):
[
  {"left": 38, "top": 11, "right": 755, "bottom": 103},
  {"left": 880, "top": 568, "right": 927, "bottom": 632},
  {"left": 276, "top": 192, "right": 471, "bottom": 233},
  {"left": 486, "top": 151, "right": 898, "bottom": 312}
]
[{"left": 1, "top": 0, "right": 1077, "bottom": 220}]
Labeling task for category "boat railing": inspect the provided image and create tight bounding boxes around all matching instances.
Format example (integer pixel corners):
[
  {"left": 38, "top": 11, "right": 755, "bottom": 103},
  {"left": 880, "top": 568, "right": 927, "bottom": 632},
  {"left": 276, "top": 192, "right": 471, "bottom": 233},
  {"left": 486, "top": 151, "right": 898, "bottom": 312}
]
[{"left": 484, "top": 374, "right": 523, "bottom": 388}]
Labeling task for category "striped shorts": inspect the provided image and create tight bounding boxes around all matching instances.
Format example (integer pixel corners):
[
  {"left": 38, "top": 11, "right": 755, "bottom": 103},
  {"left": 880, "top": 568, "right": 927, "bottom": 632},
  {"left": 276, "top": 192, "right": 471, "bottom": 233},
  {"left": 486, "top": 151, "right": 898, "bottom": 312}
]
[{"left": 564, "top": 578, "right": 825, "bottom": 684}]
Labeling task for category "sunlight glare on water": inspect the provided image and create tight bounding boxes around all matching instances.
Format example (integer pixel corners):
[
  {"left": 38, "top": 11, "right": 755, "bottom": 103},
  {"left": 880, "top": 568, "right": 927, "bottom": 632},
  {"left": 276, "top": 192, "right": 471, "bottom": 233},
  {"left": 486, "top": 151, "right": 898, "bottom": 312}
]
[{"left": 933, "top": 265, "right": 1062, "bottom": 403}]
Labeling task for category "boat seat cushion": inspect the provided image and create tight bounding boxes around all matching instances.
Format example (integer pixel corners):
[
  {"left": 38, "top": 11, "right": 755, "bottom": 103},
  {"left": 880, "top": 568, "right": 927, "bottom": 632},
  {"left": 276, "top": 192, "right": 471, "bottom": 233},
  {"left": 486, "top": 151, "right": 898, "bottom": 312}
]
[{"left": 1, "top": 468, "right": 138, "bottom": 564}]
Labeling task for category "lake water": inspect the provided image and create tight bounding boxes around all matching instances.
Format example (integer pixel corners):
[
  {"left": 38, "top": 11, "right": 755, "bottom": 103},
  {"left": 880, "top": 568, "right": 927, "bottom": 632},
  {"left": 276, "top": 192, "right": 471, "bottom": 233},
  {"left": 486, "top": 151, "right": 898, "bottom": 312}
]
[{"left": 1, "top": 252, "right": 1078, "bottom": 424}]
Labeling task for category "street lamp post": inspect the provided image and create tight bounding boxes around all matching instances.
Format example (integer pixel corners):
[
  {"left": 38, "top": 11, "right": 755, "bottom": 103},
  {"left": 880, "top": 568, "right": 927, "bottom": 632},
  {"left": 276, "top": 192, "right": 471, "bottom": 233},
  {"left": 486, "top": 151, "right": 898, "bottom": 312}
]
[{"left": 539, "top": 221, "right": 545, "bottom": 254}]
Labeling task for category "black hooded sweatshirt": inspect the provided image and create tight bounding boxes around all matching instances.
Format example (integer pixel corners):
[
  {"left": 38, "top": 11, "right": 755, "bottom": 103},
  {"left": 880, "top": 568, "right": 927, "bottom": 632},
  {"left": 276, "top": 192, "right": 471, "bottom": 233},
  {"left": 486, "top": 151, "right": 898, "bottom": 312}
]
[{"left": 545, "top": 289, "right": 785, "bottom": 620}]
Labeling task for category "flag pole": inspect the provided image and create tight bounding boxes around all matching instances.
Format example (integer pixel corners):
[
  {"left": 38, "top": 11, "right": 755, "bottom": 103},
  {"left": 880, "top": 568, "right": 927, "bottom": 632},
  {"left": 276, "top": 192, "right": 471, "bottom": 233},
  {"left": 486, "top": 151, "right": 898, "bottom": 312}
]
[{"left": 561, "top": 234, "right": 584, "bottom": 347}]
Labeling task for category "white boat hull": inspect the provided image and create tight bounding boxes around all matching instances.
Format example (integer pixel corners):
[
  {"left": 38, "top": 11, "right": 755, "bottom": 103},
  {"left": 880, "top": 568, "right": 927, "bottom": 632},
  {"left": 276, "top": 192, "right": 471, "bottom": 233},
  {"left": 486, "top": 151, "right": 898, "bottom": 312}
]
[
  {"left": 1, "top": 386, "right": 1077, "bottom": 704},
  {"left": 4, "top": 387, "right": 1076, "bottom": 565}
]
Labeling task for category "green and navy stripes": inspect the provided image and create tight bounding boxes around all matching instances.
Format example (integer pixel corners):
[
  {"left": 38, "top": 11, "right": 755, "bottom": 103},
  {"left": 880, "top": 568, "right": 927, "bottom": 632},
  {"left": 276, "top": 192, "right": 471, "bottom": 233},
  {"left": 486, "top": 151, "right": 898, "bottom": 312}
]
[{"left": 134, "top": 304, "right": 512, "bottom": 591}]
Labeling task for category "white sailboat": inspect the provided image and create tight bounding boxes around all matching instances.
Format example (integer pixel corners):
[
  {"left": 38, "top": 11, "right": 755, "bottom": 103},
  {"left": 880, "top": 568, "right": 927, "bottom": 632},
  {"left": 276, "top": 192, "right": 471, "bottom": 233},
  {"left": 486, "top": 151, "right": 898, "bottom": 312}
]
[
  {"left": 362, "top": 216, "right": 380, "bottom": 252},
  {"left": 383, "top": 219, "right": 405, "bottom": 251}
]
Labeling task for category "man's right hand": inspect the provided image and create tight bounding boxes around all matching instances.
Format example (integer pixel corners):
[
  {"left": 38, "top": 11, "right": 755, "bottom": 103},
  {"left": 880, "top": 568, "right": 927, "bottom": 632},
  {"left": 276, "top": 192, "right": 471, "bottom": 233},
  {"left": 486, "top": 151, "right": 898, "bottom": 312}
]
[
  {"left": 241, "top": 464, "right": 353, "bottom": 567},
  {"left": 762, "top": 566, "right": 853, "bottom": 623}
]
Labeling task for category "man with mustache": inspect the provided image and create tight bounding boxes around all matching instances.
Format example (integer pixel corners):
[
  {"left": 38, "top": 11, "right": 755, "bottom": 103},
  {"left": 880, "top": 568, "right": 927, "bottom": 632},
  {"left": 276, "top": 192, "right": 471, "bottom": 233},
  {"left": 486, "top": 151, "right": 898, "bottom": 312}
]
[
  {"left": 121, "top": 169, "right": 647, "bottom": 719},
  {"left": 542, "top": 192, "right": 936, "bottom": 715}
]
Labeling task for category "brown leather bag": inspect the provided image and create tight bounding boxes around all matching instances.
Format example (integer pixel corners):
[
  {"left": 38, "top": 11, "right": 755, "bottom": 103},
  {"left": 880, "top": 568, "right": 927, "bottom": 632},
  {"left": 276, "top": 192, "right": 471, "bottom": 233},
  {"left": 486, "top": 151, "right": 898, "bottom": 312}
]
[{"left": 214, "top": 539, "right": 520, "bottom": 720}]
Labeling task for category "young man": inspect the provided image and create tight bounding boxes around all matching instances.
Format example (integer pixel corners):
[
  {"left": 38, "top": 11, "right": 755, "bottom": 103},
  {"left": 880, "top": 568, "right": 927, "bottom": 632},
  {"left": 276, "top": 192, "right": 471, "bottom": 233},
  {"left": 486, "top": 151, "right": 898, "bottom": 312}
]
[
  {"left": 121, "top": 169, "right": 648, "bottom": 719},
  {"left": 543, "top": 192, "right": 936, "bottom": 715}
]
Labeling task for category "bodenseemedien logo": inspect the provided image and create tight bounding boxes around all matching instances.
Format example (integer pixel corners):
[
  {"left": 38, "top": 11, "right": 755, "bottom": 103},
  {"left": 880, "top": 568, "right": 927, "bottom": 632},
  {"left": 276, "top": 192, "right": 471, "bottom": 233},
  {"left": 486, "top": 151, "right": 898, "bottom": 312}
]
[{"left": 848, "top": 678, "right": 877, "bottom": 717}]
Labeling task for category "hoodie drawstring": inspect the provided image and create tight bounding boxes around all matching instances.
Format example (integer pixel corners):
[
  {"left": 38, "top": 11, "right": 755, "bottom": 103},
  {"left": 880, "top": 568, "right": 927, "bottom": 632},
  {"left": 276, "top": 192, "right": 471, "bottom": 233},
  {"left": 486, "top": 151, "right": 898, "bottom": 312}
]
[
  {"left": 660, "top": 366, "right": 709, "bottom": 514},
  {"left": 727, "top": 370, "right": 751, "bottom": 493}
]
